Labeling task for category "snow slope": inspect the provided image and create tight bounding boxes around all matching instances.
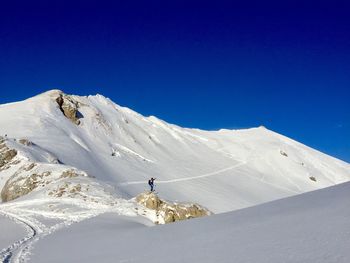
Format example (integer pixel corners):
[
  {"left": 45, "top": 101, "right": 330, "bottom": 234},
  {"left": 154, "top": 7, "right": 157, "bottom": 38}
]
[
  {"left": 30, "top": 181, "right": 350, "bottom": 263},
  {"left": 0, "top": 90, "right": 349, "bottom": 262},
  {"left": 0, "top": 90, "right": 349, "bottom": 212}
]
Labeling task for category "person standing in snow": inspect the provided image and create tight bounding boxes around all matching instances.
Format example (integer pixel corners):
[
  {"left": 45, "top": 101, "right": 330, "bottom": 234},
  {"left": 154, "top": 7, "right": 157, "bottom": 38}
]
[{"left": 148, "top": 177, "right": 156, "bottom": 192}]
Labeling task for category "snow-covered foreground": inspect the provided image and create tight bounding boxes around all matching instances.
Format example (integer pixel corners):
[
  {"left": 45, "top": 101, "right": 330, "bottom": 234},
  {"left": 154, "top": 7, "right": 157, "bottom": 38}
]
[
  {"left": 0, "top": 196, "right": 141, "bottom": 262},
  {"left": 29, "top": 181, "right": 350, "bottom": 263},
  {"left": 0, "top": 215, "right": 27, "bottom": 255},
  {"left": 0, "top": 90, "right": 350, "bottom": 262}
]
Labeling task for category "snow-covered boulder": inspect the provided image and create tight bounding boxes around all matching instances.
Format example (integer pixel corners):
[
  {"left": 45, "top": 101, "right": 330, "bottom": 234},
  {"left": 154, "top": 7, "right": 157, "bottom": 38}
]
[{"left": 136, "top": 191, "right": 211, "bottom": 224}]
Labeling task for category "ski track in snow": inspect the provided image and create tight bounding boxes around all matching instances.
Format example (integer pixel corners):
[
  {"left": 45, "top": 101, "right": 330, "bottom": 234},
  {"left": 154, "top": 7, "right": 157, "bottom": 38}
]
[
  {"left": 0, "top": 211, "right": 36, "bottom": 263},
  {"left": 118, "top": 162, "right": 247, "bottom": 186},
  {"left": 118, "top": 160, "right": 300, "bottom": 194},
  {"left": 0, "top": 208, "right": 52, "bottom": 263},
  {"left": 0, "top": 204, "right": 104, "bottom": 263}
]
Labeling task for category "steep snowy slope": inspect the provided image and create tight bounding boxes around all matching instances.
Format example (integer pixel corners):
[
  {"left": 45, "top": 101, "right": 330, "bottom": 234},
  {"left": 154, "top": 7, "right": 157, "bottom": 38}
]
[
  {"left": 30, "top": 181, "right": 350, "bottom": 263},
  {"left": 0, "top": 90, "right": 349, "bottom": 213}
]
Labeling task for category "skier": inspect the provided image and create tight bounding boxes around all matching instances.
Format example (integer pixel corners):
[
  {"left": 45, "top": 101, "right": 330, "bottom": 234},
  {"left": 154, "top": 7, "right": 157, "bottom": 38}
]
[{"left": 148, "top": 177, "right": 156, "bottom": 192}]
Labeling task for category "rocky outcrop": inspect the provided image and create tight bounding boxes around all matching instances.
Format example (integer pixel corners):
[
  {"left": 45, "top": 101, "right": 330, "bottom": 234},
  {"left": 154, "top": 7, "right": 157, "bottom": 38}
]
[
  {"left": 309, "top": 176, "right": 317, "bottom": 182},
  {"left": 60, "top": 169, "right": 80, "bottom": 179},
  {"left": 1, "top": 168, "right": 82, "bottom": 202},
  {"left": 0, "top": 137, "right": 17, "bottom": 169},
  {"left": 18, "top": 138, "right": 32, "bottom": 146},
  {"left": 160, "top": 203, "right": 209, "bottom": 223},
  {"left": 280, "top": 150, "right": 288, "bottom": 157},
  {"left": 136, "top": 191, "right": 162, "bottom": 210},
  {"left": 48, "top": 182, "right": 83, "bottom": 198},
  {"left": 136, "top": 192, "right": 211, "bottom": 224},
  {"left": 1, "top": 171, "right": 52, "bottom": 202},
  {"left": 56, "top": 94, "right": 81, "bottom": 125}
]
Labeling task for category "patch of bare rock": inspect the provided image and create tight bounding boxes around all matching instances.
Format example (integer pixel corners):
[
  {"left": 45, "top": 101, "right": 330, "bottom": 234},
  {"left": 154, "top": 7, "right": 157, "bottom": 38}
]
[{"left": 136, "top": 191, "right": 211, "bottom": 224}]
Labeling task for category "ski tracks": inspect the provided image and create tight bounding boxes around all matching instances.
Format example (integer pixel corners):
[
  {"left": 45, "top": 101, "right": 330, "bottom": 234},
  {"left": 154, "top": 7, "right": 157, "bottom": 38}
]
[
  {"left": 0, "top": 208, "right": 81, "bottom": 263},
  {"left": 0, "top": 199, "right": 114, "bottom": 263},
  {"left": 117, "top": 158, "right": 300, "bottom": 195},
  {"left": 119, "top": 160, "right": 248, "bottom": 186},
  {"left": 0, "top": 211, "right": 37, "bottom": 263}
]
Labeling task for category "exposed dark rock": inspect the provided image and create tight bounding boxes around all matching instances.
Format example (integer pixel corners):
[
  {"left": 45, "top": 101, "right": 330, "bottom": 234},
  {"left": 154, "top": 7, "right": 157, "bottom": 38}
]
[
  {"left": 18, "top": 138, "right": 32, "bottom": 146},
  {"left": 309, "top": 176, "right": 317, "bottom": 182},
  {"left": 280, "top": 150, "right": 288, "bottom": 157}
]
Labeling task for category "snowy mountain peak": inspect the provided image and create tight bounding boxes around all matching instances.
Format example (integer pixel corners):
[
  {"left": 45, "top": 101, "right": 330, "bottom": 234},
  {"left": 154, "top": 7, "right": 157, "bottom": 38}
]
[
  {"left": 0, "top": 90, "right": 350, "bottom": 214},
  {"left": 0, "top": 90, "right": 350, "bottom": 262}
]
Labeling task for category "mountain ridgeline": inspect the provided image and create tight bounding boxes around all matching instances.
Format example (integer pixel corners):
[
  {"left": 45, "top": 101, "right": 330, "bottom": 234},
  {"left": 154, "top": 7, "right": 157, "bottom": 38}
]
[{"left": 0, "top": 90, "right": 349, "bottom": 218}]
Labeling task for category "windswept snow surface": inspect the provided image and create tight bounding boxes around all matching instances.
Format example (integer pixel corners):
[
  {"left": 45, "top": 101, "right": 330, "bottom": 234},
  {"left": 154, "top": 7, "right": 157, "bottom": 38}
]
[
  {"left": 31, "top": 182, "right": 350, "bottom": 263},
  {"left": 0, "top": 90, "right": 349, "bottom": 212},
  {"left": 0, "top": 90, "right": 350, "bottom": 262}
]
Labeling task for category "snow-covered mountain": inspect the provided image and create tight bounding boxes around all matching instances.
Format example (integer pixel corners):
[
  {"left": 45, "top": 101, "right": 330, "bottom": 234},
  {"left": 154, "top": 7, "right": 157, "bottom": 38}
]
[
  {"left": 1, "top": 90, "right": 349, "bottom": 210},
  {"left": 0, "top": 90, "right": 349, "bottom": 262}
]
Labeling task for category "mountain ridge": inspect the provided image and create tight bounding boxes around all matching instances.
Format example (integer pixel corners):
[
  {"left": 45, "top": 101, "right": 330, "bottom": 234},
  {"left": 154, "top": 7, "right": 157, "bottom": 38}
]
[
  {"left": 1, "top": 89, "right": 349, "bottom": 262},
  {"left": 0, "top": 90, "right": 349, "bottom": 214}
]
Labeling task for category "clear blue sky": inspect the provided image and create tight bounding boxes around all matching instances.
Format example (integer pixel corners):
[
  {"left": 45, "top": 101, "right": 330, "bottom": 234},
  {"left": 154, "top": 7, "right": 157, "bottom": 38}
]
[{"left": 0, "top": 1, "right": 349, "bottom": 162}]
